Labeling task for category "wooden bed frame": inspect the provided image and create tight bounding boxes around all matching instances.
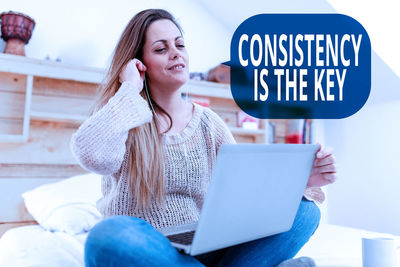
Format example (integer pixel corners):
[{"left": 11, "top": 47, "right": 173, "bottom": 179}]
[
  {"left": 0, "top": 54, "right": 105, "bottom": 236},
  {"left": 0, "top": 120, "right": 88, "bottom": 236},
  {"left": 0, "top": 54, "right": 273, "bottom": 237}
]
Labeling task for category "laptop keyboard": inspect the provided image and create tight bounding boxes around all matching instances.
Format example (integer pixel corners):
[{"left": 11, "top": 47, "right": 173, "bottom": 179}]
[{"left": 166, "top": 231, "right": 195, "bottom": 245}]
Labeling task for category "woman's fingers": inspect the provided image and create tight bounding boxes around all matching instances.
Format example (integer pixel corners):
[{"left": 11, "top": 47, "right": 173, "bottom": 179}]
[
  {"left": 309, "top": 144, "right": 338, "bottom": 186},
  {"left": 315, "top": 154, "right": 336, "bottom": 167},
  {"left": 135, "top": 59, "right": 147, "bottom": 72},
  {"left": 316, "top": 164, "right": 337, "bottom": 173},
  {"left": 321, "top": 173, "right": 338, "bottom": 183},
  {"left": 133, "top": 59, "right": 147, "bottom": 81},
  {"left": 119, "top": 58, "right": 146, "bottom": 88},
  {"left": 316, "top": 146, "right": 334, "bottom": 159}
]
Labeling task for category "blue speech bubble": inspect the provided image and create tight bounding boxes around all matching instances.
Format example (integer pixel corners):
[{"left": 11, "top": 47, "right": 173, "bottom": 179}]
[{"left": 224, "top": 14, "right": 371, "bottom": 119}]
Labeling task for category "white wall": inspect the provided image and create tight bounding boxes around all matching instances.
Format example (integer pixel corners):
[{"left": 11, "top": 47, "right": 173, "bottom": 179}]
[
  {"left": 324, "top": 101, "right": 400, "bottom": 235},
  {"left": 320, "top": 0, "right": 400, "bottom": 235},
  {"left": 1, "top": 0, "right": 231, "bottom": 72},
  {"left": 323, "top": 51, "right": 400, "bottom": 235}
]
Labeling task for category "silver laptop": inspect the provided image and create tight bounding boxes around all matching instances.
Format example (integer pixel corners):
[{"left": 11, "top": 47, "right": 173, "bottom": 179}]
[{"left": 159, "top": 144, "right": 319, "bottom": 256}]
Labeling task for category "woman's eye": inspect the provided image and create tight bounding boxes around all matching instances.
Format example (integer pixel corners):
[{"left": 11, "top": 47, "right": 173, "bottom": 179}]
[
  {"left": 177, "top": 44, "right": 185, "bottom": 48},
  {"left": 155, "top": 48, "right": 166, "bottom": 53}
]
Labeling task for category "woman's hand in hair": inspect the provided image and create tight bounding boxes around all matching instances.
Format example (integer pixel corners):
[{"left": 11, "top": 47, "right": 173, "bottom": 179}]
[{"left": 119, "top": 59, "right": 147, "bottom": 92}]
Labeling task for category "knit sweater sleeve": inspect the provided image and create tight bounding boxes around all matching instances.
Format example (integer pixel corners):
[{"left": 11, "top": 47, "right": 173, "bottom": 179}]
[
  {"left": 303, "top": 187, "right": 325, "bottom": 204},
  {"left": 70, "top": 82, "right": 152, "bottom": 175}
]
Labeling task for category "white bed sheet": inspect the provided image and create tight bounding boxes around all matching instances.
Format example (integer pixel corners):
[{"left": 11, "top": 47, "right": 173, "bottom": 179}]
[
  {"left": 0, "top": 225, "right": 88, "bottom": 267},
  {"left": 0, "top": 223, "right": 399, "bottom": 267}
]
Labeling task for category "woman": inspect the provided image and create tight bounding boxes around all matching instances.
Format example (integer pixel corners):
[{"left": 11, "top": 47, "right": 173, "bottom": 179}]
[{"left": 70, "top": 9, "right": 337, "bottom": 267}]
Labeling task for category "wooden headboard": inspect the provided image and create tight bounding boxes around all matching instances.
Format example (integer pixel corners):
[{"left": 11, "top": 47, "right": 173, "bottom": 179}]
[
  {"left": 0, "top": 121, "right": 88, "bottom": 236},
  {"left": 0, "top": 54, "right": 100, "bottom": 236}
]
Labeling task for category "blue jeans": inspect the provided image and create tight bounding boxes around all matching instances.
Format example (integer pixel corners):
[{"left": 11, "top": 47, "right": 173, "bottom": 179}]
[{"left": 85, "top": 199, "right": 320, "bottom": 267}]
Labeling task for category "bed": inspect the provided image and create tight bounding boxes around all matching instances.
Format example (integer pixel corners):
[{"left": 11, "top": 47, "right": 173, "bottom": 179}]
[
  {"left": 0, "top": 173, "right": 399, "bottom": 267},
  {"left": 1, "top": 59, "right": 399, "bottom": 266}
]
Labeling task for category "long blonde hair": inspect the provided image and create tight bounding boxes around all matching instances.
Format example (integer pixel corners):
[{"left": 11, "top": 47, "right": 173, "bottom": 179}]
[{"left": 91, "top": 9, "right": 182, "bottom": 210}]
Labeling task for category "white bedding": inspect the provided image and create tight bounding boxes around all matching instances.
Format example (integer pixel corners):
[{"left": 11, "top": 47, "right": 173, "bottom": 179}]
[
  {"left": 0, "top": 225, "right": 88, "bottom": 267},
  {"left": 1, "top": 223, "right": 399, "bottom": 267}
]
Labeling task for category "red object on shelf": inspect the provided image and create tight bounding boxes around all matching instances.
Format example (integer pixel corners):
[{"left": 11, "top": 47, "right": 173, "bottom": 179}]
[
  {"left": 285, "top": 120, "right": 304, "bottom": 144},
  {"left": 285, "top": 134, "right": 303, "bottom": 144}
]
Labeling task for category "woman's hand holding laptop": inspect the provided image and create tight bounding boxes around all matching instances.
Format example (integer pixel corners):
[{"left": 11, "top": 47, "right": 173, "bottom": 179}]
[{"left": 307, "top": 143, "right": 337, "bottom": 187}]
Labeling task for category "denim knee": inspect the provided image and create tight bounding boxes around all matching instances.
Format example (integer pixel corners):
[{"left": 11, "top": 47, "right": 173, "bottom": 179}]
[
  {"left": 295, "top": 199, "right": 321, "bottom": 236},
  {"left": 84, "top": 216, "right": 152, "bottom": 266},
  {"left": 84, "top": 216, "right": 202, "bottom": 267}
]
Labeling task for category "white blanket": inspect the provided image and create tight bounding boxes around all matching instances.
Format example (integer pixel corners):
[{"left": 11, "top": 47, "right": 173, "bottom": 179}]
[{"left": 0, "top": 223, "right": 399, "bottom": 267}]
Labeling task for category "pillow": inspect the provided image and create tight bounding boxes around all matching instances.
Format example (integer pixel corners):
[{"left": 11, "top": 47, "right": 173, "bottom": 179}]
[{"left": 22, "top": 173, "right": 103, "bottom": 235}]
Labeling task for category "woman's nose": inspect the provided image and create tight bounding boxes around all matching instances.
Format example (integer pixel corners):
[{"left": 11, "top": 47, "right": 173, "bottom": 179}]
[{"left": 169, "top": 47, "right": 180, "bottom": 60}]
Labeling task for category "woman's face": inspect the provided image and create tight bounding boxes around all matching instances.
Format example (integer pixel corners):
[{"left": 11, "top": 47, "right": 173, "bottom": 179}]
[{"left": 142, "top": 19, "right": 189, "bottom": 90}]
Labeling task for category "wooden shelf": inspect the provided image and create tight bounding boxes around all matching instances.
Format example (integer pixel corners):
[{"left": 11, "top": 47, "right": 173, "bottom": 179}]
[
  {"left": 230, "top": 127, "right": 265, "bottom": 135},
  {"left": 184, "top": 80, "right": 231, "bottom": 99},
  {"left": 30, "top": 111, "right": 88, "bottom": 124},
  {"left": 0, "top": 53, "right": 104, "bottom": 83}
]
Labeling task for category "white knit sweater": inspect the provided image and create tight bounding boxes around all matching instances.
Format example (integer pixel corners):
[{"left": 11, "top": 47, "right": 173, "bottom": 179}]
[{"left": 70, "top": 82, "right": 322, "bottom": 229}]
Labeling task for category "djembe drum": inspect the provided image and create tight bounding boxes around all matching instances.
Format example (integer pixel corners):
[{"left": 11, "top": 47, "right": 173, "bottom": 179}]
[{"left": 0, "top": 11, "right": 36, "bottom": 56}]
